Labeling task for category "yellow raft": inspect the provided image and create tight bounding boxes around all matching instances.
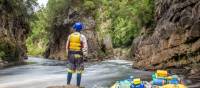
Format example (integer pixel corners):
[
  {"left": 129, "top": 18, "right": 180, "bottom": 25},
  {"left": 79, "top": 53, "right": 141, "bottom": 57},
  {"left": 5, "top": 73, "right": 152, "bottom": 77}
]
[{"left": 158, "top": 84, "right": 187, "bottom": 88}]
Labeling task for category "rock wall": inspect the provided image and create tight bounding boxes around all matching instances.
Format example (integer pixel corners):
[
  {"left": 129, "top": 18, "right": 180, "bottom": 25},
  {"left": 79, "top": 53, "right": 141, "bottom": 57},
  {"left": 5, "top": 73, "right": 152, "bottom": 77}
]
[
  {"left": 131, "top": 0, "right": 200, "bottom": 70},
  {"left": 44, "top": 0, "right": 100, "bottom": 60},
  {"left": 0, "top": 0, "right": 30, "bottom": 67}
]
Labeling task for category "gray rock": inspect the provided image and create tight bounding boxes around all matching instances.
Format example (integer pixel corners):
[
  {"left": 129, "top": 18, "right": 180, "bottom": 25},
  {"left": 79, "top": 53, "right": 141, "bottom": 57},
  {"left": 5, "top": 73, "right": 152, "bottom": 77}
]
[
  {"left": 47, "top": 85, "right": 83, "bottom": 88},
  {"left": 44, "top": 0, "right": 101, "bottom": 60}
]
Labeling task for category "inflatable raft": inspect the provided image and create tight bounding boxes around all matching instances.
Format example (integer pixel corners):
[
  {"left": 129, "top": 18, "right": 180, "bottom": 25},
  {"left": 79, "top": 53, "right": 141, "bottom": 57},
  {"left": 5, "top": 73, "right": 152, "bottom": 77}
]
[
  {"left": 151, "top": 70, "right": 187, "bottom": 88},
  {"left": 111, "top": 70, "right": 187, "bottom": 88},
  {"left": 111, "top": 77, "right": 152, "bottom": 88}
]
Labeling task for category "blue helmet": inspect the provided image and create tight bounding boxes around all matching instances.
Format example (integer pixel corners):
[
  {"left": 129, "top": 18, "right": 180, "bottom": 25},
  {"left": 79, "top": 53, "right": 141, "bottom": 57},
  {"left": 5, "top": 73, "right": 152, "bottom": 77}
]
[{"left": 73, "top": 22, "right": 84, "bottom": 32}]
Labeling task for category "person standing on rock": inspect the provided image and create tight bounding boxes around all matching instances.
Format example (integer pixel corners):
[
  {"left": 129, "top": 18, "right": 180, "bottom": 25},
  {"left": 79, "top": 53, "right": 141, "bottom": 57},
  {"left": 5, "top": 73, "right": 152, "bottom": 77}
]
[{"left": 66, "top": 22, "right": 88, "bottom": 87}]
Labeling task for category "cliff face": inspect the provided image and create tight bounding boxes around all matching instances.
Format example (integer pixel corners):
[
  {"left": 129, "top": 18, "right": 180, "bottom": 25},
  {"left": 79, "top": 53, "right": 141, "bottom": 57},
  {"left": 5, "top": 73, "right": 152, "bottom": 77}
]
[
  {"left": 45, "top": 0, "right": 100, "bottom": 60},
  {"left": 131, "top": 0, "right": 200, "bottom": 69},
  {"left": 0, "top": 0, "right": 31, "bottom": 67}
]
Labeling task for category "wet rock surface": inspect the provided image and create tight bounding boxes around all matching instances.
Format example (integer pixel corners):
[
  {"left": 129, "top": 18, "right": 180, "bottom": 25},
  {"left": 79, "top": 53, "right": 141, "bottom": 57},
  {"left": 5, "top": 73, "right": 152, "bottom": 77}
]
[
  {"left": 47, "top": 85, "right": 80, "bottom": 88},
  {"left": 131, "top": 0, "right": 200, "bottom": 70}
]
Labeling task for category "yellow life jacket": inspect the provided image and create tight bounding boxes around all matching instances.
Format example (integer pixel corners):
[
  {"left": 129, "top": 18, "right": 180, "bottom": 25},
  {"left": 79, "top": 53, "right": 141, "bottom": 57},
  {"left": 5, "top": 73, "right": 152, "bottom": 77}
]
[
  {"left": 69, "top": 33, "right": 81, "bottom": 51},
  {"left": 156, "top": 70, "right": 168, "bottom": 77},
  {"left": 133, "top": 78, "right": 141, "bottom": 85}
]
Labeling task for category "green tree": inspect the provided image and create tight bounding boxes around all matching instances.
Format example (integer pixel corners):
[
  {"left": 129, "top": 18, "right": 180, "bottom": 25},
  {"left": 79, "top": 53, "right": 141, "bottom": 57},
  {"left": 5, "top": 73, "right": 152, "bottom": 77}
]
[
  {"left": 27, "top": 8, "right": 49, "bottom": 56},
  {"left": 27, "top": 0, "right": 70, "bottom": 56},
  {"left": 96, "top": 0, "right": 155, "bottom": 47}
]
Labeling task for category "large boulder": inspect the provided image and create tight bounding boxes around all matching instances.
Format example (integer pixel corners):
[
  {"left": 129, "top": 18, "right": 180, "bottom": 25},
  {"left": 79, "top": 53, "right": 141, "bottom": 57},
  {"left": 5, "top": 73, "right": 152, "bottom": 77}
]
[
  {"left": 44, "top": 0, "right": 101, "bottom": 60},
  {"left": 47, "top": 85, "right": 81, "bottom": 88}
]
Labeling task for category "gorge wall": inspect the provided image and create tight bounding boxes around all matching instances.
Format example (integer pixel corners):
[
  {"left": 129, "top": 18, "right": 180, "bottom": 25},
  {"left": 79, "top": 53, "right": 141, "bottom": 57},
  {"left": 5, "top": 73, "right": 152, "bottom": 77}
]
[
  {"left": 131, "top": 0, "right": 200, "bottom": 70},
  {"left": 0, "top": 0, "right": 34, "bottom": 67}
]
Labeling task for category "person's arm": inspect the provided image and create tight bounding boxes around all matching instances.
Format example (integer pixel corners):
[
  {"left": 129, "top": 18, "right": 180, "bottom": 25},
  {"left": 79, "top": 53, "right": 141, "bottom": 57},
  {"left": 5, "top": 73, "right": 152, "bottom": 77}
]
[
  {"left": 66, "top": 35, "right": 70, "bottom": 56},
  {"left": 81, "top": 35, "right": 88, "bottom": 57}
]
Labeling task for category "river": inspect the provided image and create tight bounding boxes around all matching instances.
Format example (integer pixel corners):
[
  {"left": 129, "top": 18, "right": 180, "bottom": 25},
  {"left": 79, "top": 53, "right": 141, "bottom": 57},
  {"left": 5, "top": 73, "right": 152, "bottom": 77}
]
[
  {"left": 0, "top": 57, "right": 152, "bottom": 88},
  {"left": 0, "top": 57, "right": 199, "bottom": 88}
]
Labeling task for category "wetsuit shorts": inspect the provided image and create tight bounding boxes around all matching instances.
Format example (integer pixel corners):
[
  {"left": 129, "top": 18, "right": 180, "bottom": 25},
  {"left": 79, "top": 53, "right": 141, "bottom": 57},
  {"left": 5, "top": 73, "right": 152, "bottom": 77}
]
[{"left": 67, "top": 50, "right": 84, "bottom": 73}]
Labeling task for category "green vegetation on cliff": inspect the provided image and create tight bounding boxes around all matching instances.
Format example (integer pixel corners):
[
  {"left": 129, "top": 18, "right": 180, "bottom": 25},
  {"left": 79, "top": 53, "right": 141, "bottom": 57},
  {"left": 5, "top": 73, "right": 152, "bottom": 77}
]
[
  {"left": 27, "top": 0, "right": 70, "bottom": 56},
  {"left": 0, "top": 43, "right": 19, "bottom": 62},
  {"left": 96, "top": 0, "right": 155, "bottom": 47}
]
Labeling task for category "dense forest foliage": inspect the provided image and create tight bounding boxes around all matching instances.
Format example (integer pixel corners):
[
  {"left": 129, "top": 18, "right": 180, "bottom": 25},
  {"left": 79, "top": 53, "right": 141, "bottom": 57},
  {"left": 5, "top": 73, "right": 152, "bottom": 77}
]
[
  {"left": 96, "top": 0, "right": 155, "bottom": 47},
  {"left": 26, "top": 0, "right": 155, "bottom": 56},
  {"left": 26, "top": 8, "right": 48, "bottom": 56}
]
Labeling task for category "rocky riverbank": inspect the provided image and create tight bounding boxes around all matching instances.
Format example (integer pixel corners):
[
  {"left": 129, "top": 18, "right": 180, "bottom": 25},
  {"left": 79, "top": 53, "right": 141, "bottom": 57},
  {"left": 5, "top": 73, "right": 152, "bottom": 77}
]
[
  {"left": 0, "top": 59, "right": 7, "bottom": 69},
  {"left": 0, "top": 60, "right": 26, "bottom": 69}
]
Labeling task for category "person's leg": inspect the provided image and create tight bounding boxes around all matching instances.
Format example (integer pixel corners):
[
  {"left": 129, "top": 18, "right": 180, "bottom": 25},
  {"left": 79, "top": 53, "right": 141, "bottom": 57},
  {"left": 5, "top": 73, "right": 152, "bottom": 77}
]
[
  {"left": 67, "top": 51, "right": 75, "bottom": 85},
  {"left": 75, "top": 52, "right": 84, "bottom": 87},
  {"left": 77, "top": 73, "right": 82, "bottom": 86},
  {"left": 67, "top": 72, "right": 72, "bottom": 84},
  {"left": 67, "top": 63, "right": 76, "bottom": 85}
]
